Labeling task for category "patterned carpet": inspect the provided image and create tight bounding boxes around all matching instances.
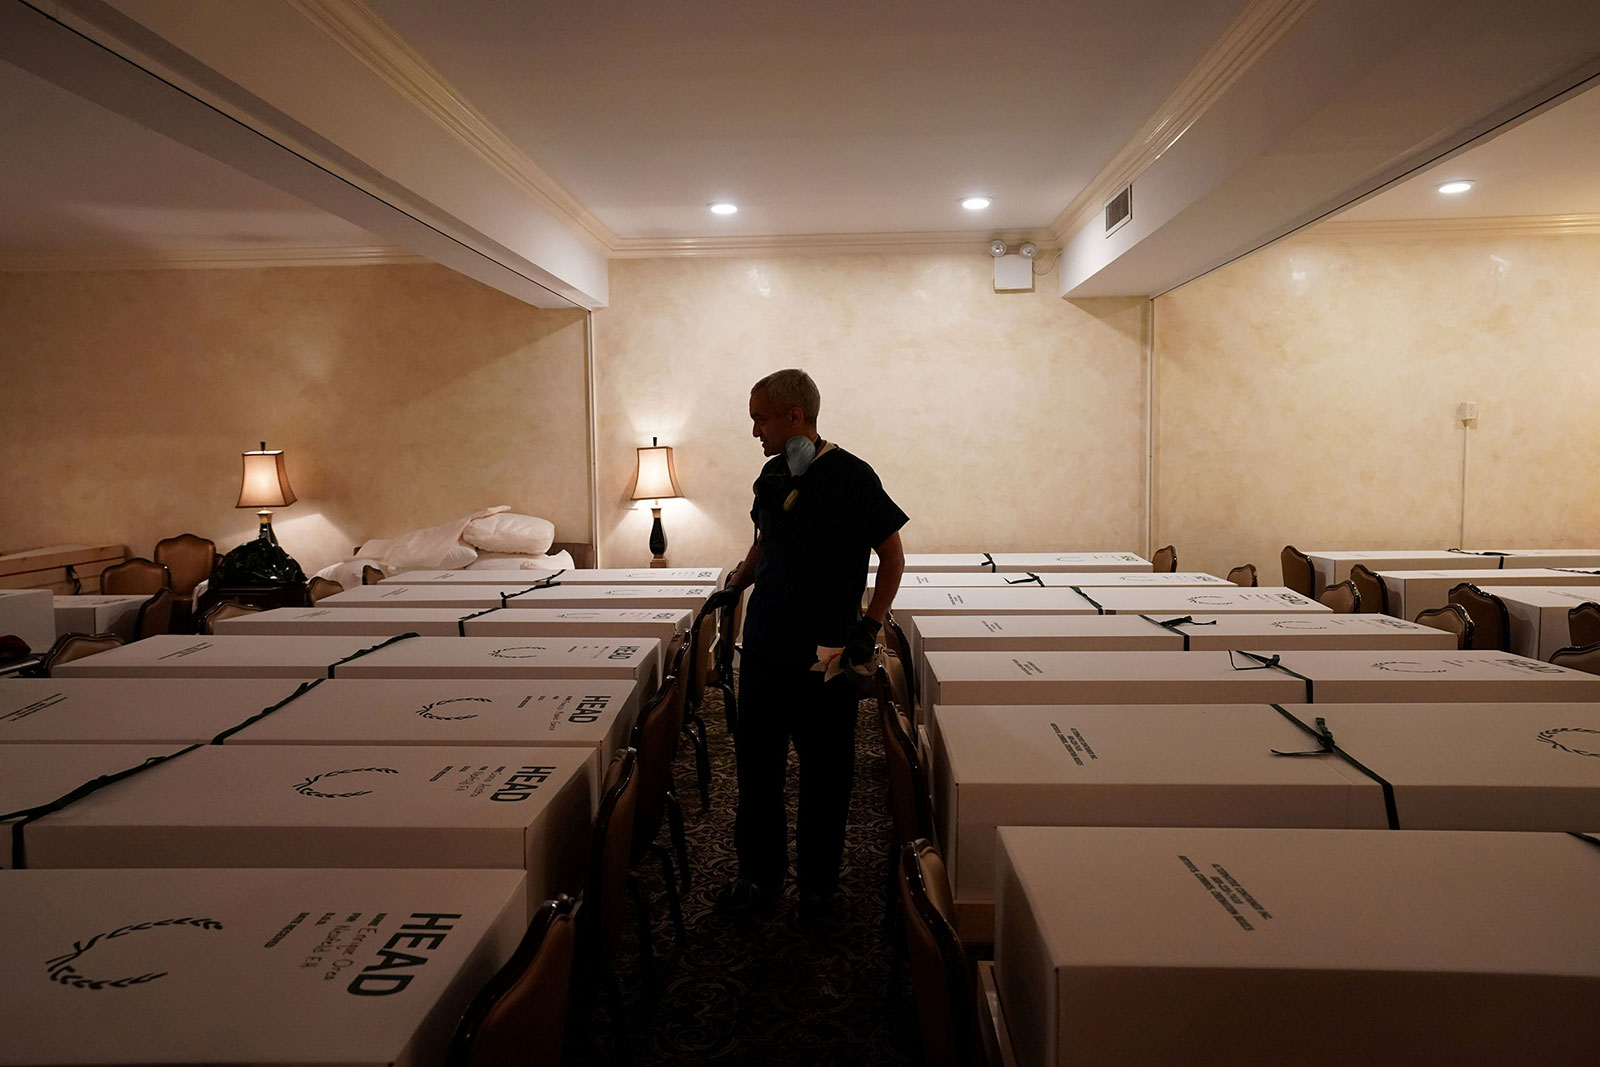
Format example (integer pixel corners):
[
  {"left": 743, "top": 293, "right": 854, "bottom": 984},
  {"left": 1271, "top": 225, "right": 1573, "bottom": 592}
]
[{"left": 565, "top": 677, "right": 919, "bottom": 1065}]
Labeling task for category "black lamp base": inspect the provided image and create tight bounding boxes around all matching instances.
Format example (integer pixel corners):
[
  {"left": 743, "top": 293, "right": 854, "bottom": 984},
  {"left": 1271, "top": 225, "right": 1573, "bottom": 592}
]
[{"left": 648, "top": 506, "right": 667, "bottom": 568}]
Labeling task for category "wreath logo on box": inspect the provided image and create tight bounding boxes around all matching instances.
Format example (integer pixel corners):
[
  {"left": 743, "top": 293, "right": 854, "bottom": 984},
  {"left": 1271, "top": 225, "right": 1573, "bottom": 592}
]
[
  {"left": 292, "top": 766, "right": 399, "bottom": 798},
  {"left": 45, "top": 917, "right": 224, "bottom": 991}
]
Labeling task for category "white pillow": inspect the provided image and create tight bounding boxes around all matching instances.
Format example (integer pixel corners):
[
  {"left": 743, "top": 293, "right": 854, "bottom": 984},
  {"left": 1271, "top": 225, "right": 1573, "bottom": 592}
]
[
  {"left": 465, "top": 549, "right": 575, "bottom": 571},
  {"left": 358, "top": 507, "right": 506, "bottom": 571},
  {"left": 462, "top": 512, "right": 555, "bottom": 556}
]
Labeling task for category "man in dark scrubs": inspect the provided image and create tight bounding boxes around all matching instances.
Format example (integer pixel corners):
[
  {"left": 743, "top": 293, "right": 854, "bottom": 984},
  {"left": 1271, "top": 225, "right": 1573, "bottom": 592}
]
[{"left": 715, "top": 368, "right": 907, "bottom": 923}]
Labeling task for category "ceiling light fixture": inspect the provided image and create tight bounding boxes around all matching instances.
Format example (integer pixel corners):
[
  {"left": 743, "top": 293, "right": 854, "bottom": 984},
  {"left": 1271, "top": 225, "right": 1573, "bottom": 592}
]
[
  {"left": 708, "top": 202, "right": 738, "bottom": 215},
  {"left": 961, "top": 196, "right": 992, "bottom": 211},
  {"left": 1437, "top": 180, "right": 1475, "bottom": 195}
]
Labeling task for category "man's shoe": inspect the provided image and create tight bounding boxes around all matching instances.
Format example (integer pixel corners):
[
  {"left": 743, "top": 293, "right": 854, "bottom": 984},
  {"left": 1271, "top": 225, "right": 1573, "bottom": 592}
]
[
  {"left": 715, "top": 878, "right": 777, "bottom": 913},
  {"left": 796, "top": 890, "right": 839, "bottom": 928}
]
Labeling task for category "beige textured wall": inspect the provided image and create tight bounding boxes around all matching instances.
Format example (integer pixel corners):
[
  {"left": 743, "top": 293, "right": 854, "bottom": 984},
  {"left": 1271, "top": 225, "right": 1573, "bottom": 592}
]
[
  {"left": 592, "top": 254, "right": 1149, "bottom": 568},
  {"left": 0, "top": 264, "right": 590, "bottom": 574},
  {"left": 1154, "top": 230, "right": 1600, "bottom": 582}
]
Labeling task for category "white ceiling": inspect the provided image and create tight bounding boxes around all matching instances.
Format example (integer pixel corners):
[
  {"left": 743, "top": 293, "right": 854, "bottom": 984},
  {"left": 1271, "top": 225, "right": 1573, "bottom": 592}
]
[
  {"left": 0, "top": 58, "right": 383, "bottom": 255},
  {"left": 1338, "top": 78, "right": 1600, "bottom": 221},
  {"left": 365, "top": 0, "right": 1245, "bottom": 237}
]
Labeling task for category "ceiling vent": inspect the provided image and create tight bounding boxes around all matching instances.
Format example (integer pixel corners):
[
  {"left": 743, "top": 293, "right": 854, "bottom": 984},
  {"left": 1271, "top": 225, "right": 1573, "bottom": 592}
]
[{"left": 1105, "top": 184, "right": 1132, "bottom": 236}]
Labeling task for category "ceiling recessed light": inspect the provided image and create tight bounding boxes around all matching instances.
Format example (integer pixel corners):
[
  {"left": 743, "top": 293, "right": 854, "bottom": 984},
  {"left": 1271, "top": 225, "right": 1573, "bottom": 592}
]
[
  {"left": 1437, "top": 180, "right": 1475, "bottom": 195},
  {"left": 961, "top": 196, "right": 992, "bottom": 211},
  {"left": 708, "top": 202, "right": 738, "bottom": 215}
]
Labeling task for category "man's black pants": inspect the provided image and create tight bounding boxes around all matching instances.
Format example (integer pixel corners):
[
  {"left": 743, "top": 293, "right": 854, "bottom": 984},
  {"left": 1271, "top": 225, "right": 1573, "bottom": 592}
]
[{"left": 734, "top": 648, "right": 861, "bottom": 896}]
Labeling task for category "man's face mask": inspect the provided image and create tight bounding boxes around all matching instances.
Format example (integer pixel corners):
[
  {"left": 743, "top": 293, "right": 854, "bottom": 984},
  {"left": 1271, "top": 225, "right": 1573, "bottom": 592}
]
[{"left": 785, "top": 434, "right": 817, "bottom": 476}]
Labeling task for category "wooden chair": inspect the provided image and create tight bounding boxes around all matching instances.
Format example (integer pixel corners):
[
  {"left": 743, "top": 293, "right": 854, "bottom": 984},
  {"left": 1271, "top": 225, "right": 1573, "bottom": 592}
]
[
  {"left": 1348, "top": 564, "right": 1389, "bottom": 615},
  {"left": 447, "top": 895, "right": 579, "bottom": 1067},
  {"left": 898, "top": 838, "right": 983, "bottom": 1067},
  {"left": 153, "top": 533, "right": 215, "bottom": 599},
  {"left": 133, "top": 588, "right": 175, "bottom": 640},
  {"left": 628, "top": 644, "right": 691, "bottom": 957},
  {"left": 581, "top": 747, "right": 641, "bottom": 1029},
  {"left": 1226, "top": 564, "right": 1258, "bottom": 587},
  {"left": 881, "top": 647, "right": 913, "bottom": 721},
  {"left": 878, "top": 666, "right": 935, "bottom": 848},
  {"left": 1550, "top": 641, "right": 1600, "bottom": 675},
  {"left": 884, "top": 611, "right": 918, "bottom": 709},
  {"left": 1317, "top": 580, "right": 1361, "bottom": 613},
  {"left": 705, "top": 568, "right": 743, "bottom": 734},
  {"left": 1567, "top": 603, "right": 1600, "bottom": 647},
  {"left": 200, "top": 600, "right": 261, "bottom": 634},
  {"left": 1280, "top": 545, "right": 1315, "bottom": 597},
  {"left": 1414, "top": 604, "right": 1475, "bottom": 650},
  {"left": 1151, "top": 544, "right": 1177, "bottom": 572},
  {"left": 100, "top": 557, "right": 171, "bottom": 596},
  {"left": 1448, "top": 582, "right": 1510, "bottom": 652},
  {"left": 306, "top": 577, "right": 343, "bottom": 602},
  {"left": 361, "top": 565, "right": 385, "bottom": 585},
  {"left": 680, "top": 600, "right": 719, "bottom": 811},
  {"left": 40, "top": 632, "right": 123, "bottom": 673}
]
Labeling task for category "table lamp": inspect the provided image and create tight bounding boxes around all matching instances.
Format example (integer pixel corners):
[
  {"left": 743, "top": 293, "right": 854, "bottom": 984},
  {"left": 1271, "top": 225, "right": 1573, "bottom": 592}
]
[
  {"left": 630, "top": 437, "right": 682, "bottom": 567},
  {"left": 214, "top": 441, "right": 306, "bottom": 585}
]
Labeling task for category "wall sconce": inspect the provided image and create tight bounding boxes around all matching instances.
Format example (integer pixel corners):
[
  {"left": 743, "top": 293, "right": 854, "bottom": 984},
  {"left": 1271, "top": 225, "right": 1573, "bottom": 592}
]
[
  {"left": 215, "top": 441, "right": 306, "bottom": 586},
  {"left": 629, "top": 437, "right": 683, "bottom": 568}
]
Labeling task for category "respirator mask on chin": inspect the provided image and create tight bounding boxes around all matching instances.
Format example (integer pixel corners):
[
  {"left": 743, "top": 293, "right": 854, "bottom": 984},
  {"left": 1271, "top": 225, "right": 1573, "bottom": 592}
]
[{"left": 785, "top": 434, "right": 818, "bottom": 476}]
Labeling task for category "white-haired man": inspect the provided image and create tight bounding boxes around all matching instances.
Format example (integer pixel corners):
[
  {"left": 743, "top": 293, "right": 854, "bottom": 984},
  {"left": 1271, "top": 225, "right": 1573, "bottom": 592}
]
[{"left": 715, "top": 368, "right": 907, "bottom": 924}]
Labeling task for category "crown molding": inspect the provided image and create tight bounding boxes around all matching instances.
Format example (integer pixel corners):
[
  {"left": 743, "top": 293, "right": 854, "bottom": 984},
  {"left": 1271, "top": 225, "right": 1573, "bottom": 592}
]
[
  {"left": 1048, "top": 0, "right": 1316, "bottom": 242},
  {"left": 1311, "top": 213, "right": 1600, "bottom": 239},
  {"left": 287, "top": 0, "right": 618, "bottom": 253},
  {"left": 610, "top": 229, "right": 1058, "bottom": 259},
  {"left": 0, "top": 245, "right": 429, "bottom": 273}
]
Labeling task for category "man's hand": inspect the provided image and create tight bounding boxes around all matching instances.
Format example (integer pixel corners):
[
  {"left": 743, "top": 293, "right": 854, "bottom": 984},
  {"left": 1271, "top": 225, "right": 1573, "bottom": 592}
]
[{"left": 840, "top": 616, "right": 881, "bottom": 670}]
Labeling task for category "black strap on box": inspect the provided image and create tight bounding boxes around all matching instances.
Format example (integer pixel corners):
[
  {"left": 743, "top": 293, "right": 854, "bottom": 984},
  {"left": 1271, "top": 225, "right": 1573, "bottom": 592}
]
[
  {"left": 1004, "top": 572, "right": 1044, "bottom": 586},
  {"left": 5, "top": 744, "right": 204, "bottom": 869},
  {"left": 209, "top": 678, "right": 326, "bottom": 745},
  {"left": 1137, "top": 614, "right": 1217, "bottom": 651},
  {"left": 456, "top": 606, "right": 502, "bottom": 636},
  {"left": 63, "top": 563, "right": 81, "bottom": 595},
  {"left": 1070, "top": 587, "right": 1105, "bottom": 615},
  {"left": 1553, "top": 568, "right": 1600, "bottom": 576},
  {"left": 1569, "top": 831, "right": 1600, "bottom": 853},
  {"left": 326, "top": 632, "right": 420, "bottom": 678},
  {"left": 1269, "top": 704, "right": 1399, "bottom": 829},
  {"left": 981, "top": 552, "right": 996, "bottom": 572},
  {"left": 500, "top": 570, "right": 566, "bottom": 606},
  {"left": 1227, "top": 649, "right": 1314, "bottom": 702}
]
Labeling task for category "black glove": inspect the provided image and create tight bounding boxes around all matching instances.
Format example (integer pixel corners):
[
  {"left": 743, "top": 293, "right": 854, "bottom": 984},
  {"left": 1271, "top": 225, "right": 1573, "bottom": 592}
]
[{"left": 839, "top": 617, "right": 881, "bottom": 671}]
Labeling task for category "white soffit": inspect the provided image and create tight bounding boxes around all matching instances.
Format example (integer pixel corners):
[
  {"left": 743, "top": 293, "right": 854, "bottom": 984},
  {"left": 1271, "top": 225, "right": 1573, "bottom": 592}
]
[
  {"left": 1332, "top": 79, "right": 1600, "bottom": 223},
  {"left": 0, "top": 58, "right": 406, "bottom": 268}
]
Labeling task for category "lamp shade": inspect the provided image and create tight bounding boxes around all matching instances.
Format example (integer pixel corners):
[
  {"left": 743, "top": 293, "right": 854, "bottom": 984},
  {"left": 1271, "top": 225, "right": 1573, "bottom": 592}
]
[
  {"left": 236, "top": 443, "right": 297, "bottom": 509},
  {"left": 630, "top": 443, "right": 682, "bottom": 501}
]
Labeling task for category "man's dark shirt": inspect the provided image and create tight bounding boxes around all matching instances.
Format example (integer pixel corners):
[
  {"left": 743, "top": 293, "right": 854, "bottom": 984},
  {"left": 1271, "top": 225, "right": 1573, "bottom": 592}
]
[{"left": 742, "top": 446, "right": 908, "bottom": 666}]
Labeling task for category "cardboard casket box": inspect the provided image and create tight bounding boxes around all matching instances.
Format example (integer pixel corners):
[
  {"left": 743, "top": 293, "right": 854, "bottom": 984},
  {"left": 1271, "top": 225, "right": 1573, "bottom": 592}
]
[
  {"left": 219, "top": 605, "right": 692, "bottom": 643},
  {"left": 0, "top": 866, "right": 527, "bottom": 1066},
  {"left": 0, "top": 677, "right": 305, "bottom": 744},
  {"left": 995, "top": 826, "right": 1600, "bottom": 1067},
  {"left": 1377, "top": 567, "right": 1600, "bottom": 619},
  {"left": 876, "top": 571, "right": 1230, "bottom": 591},
  {"left": 1086, "top": 586, "right": 1327, "bottom": 615},
  {"left": 2, "top": 744, "right": 182, "bottom": 869},
  {"left": 872, "top": 552, "right": 1151, "bottom": 573},
  {"left": 930, "top": 704, "right": 1387, "bottom": 940},
  {"left": 0, "top": 586, "right": 55, "bottom": 651},
  {"left": 1163, "top": 612, "right": 1455, "bottom": 651},
  {"left": 320, "top": 584, "right": 713, "bottom": 611},
  {"left": 388, "top": 566, "right": 724, "bottom": 585},
  {"left": 1263, "top": 648, "right": 1600, "bottom": 703},
  {"left": 926, "top": 651, "right": 1309, "bottom": 706},
  {"left": 52, "top": 634, "right": 661, "bottom": 688},
  {"left": 1304, "top": 549, "right": 1499, "bottom": 593},
  {"left": 1492, "top": 586, "right": 1600, "bottom": 659},
  {"left": 52, "top": 594, "right": 148, "bottom": 642},
  {"left": 21, "top": 744, "right": 592, "bottom": 917}
]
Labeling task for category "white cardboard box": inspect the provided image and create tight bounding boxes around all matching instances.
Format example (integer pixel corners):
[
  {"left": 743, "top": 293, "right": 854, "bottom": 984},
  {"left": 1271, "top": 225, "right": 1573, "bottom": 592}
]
[
  {"left": 995, "top": 826, "right": 1600, "bottom": 1067},
  {"left": 52, "top": 594, "right": 149, "bottom": 643},
  {"left": 1492, "top": 586, "right": 1600, "bottom": 659},
  {"left": 0, "top": 678, "right": 306, "bottom": 744},
  {"left": 931, "top": 704, "right": 1387, "bottom": 941},
  {"left": 51, "top": 634, "right": 661, "bottom": 689},
  {"left": 24, "top": 744, "right": 593, "bottom": 919},
  {"left": 1304, "top": 550, "right": 1498, "bottom": 592},
  {"left": 1377, "top": 567, "right": 1600, "bottom": 619},
  {"left": 0, "top": 586, "right": 55, "bottom": 652},
  {"left": 1480, "top": 548, "right": 1600, "bottom": 568},
  {"left": 0, "top": 866, "right": 527, "bottom": 1066},
  {"left": 1164, "top": 612, "right": 1457, "bottom": 651},
  {"left": 890, "top": 589, "right": 1100, "bottom": 689},
  {"left": 388, "top": 566, "right": 725, "bottom": 585},
  {"left": 2, "top": 744, "right": 182, "bottom": 869},
  {"left": 1266, "top": 648, "right": 1600, "bottom": 703},
  {"left": 1085, "top": 587, "right": 1328, "bottom": 615},
  {"left": 926, "top": 651, "right": 1309, "bottom": 706},
  {"left": 873, "top": 571, "right": 1230, "bottom": 593},
  {"left": 321, "top": 583, "right": 714, "bottom": 611},
  {"left": 872, "top": 552, "right": 1151, "bottom": 573},
  {"left": 219, "top": 605, "right": 691, "bottom": 643}
]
